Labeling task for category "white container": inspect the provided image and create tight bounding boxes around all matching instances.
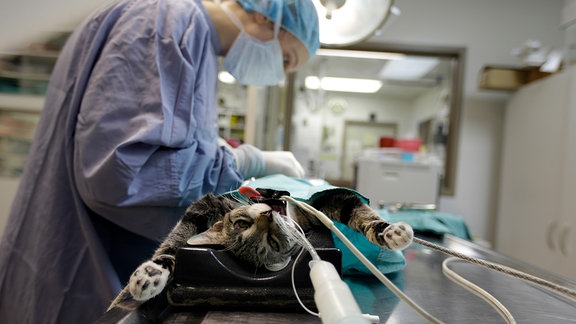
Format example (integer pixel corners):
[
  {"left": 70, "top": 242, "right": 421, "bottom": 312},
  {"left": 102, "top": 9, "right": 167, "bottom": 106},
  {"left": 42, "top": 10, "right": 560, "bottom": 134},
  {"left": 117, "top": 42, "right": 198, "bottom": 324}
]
[
  {"left": 309, "top": 261, "right": 369, "bottom": 324},
  {"left": 356, "top": 158, "right": 441, "bottom": 208}
]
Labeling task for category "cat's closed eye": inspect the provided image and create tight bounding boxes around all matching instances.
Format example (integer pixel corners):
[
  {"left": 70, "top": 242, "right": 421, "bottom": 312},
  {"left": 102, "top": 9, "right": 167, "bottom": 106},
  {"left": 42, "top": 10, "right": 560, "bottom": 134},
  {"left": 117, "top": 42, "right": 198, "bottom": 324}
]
[{"left": 234, "top": 219, "right": 252, "bottom": 230}]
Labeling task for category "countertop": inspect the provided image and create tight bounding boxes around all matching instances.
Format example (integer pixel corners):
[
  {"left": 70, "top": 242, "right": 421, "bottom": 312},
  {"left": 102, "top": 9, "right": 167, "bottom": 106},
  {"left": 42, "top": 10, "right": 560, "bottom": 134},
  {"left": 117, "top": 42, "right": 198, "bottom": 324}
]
[{"left": 97, "top": 235, "right": 576, "bottom": 323}]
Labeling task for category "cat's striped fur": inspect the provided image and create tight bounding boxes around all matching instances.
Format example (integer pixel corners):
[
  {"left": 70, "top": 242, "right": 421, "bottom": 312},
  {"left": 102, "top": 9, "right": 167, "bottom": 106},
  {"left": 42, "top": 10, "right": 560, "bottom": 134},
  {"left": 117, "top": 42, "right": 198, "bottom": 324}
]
[{"left": 109, "top": 189, "right": 413, "bottom": 309}]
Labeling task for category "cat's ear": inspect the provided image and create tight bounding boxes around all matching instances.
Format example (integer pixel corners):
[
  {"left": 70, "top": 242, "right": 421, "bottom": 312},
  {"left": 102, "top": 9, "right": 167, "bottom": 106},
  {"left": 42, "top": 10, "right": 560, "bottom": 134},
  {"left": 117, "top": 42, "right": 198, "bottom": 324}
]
[{"left": 186, "top": 221, "right": 226, "bottom": 246}]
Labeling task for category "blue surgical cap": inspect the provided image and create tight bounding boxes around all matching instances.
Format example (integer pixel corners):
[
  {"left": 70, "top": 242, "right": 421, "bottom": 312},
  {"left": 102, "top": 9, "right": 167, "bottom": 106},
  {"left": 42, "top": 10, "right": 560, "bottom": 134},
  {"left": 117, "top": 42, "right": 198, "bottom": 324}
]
[{"left": 236, "top": 0, "right": 320, "bottom": 59}]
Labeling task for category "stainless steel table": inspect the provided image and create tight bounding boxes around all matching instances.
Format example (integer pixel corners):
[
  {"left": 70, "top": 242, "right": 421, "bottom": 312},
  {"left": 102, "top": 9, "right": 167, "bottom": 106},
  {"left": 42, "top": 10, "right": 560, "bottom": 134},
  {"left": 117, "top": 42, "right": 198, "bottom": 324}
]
[{"left": 97, "top": 235, "right": 576, "bottom": 323}]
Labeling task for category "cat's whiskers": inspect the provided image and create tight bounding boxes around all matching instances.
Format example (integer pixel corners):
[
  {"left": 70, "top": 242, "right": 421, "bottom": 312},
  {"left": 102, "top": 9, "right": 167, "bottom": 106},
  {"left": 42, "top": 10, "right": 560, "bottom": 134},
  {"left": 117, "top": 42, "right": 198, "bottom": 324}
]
[
  {"left": 252, "top": 265, "right": 261, "bottom": 278},
  {"left": 272, "top": 211, "right": 308, "bottom": 255},
  {"left": 228, "top": 194, "right": 252, "bottom": 207},
  {"left": 215, "top": 234, "right": 243, "bottom": 253}
]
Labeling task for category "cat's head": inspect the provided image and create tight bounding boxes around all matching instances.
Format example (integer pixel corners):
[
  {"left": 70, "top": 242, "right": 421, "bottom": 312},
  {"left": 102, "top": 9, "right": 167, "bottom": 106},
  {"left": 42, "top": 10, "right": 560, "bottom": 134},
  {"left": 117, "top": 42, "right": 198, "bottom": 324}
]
[{"left": 186, "top": 201, "right": 300, "bottom": 271}]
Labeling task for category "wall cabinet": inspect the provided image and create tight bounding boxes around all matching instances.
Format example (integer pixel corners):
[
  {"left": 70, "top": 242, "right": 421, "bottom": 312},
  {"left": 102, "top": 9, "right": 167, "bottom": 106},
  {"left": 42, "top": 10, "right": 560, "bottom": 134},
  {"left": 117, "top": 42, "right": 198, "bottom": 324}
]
[
  {"left": 0, "top": 47, "right": 54, "bottom": 235},
  {"left": 0, "top": 95, "right": 42, "bottom": 177},
  {"left": 0, "top": 47, "right": 52, "bottom": 177},
  {"left": 0, "top": 95, "right": 43, "bottom": 236},
  {"left": 496, "top": 67, "right": 576, "bottom": 280}
]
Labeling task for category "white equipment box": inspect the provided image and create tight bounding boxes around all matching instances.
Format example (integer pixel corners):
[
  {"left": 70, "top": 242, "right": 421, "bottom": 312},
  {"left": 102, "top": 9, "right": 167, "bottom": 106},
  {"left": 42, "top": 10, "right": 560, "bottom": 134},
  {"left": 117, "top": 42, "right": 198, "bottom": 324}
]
[{"left": 355, "top": 158, "right": 441, "bottom": 209}]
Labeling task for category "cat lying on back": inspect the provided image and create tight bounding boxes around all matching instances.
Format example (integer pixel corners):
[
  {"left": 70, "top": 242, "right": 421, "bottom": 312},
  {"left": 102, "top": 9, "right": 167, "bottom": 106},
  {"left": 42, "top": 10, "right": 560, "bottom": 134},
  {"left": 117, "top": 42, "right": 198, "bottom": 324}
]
[{"left": 108, "top": 187, "right": 413, "bottom": 309}]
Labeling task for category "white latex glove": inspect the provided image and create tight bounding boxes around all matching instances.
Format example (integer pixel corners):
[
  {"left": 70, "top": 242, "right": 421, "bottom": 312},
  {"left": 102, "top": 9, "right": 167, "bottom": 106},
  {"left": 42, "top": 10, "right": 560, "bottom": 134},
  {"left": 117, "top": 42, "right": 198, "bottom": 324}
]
[
  {"left": 229, "top": 144, "right": 305, "bottom": 179},
  {"left": 261, "top": 151, "right": 306, "bottom": 178},
  {"left": 229, "top": 144, "right": 265, "bottom": 179}
]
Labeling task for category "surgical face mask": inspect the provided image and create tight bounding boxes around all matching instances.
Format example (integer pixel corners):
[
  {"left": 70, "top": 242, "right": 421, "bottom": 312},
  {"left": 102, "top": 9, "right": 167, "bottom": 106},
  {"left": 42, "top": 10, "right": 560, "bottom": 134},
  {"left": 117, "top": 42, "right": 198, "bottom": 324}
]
[{"left": 220, "top": 4, "right": 285, "bottom": 86}]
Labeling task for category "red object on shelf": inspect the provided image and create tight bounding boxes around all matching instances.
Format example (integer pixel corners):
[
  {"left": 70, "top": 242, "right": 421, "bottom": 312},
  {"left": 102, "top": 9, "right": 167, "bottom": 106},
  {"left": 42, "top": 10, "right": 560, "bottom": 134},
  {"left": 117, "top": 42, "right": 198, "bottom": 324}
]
[
  {"left": 395, "top": 138, "right": 421, "bottom": 152},
  {"left": 379, "top": 137, "right": 396, "bottom": 148}
]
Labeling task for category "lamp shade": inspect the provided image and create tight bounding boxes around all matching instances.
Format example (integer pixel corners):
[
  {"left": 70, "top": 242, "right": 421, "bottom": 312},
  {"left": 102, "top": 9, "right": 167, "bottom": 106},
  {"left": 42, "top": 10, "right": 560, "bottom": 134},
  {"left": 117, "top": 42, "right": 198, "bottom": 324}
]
[{"left": 313, "top": 0, "right": 395, "bottom": 46}]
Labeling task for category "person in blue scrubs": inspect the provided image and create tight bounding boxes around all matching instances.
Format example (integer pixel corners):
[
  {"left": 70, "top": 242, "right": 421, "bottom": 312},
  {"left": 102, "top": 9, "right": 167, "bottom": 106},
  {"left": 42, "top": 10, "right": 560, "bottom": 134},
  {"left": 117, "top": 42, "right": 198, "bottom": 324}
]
[{"left": 0, "top": 0, "right": 319, "bottom": 322}]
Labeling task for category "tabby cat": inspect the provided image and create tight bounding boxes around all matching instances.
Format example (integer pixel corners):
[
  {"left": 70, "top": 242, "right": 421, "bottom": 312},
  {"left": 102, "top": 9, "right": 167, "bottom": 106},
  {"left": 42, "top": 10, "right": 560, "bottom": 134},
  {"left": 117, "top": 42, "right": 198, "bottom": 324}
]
[{"left": 108, "top": 187, "right": 413, "bottom": 309}]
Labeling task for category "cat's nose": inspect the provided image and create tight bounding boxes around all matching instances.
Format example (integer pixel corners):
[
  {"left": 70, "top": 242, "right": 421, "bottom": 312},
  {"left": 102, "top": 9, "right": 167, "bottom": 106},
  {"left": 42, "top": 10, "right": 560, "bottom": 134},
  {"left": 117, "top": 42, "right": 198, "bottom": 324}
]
[
  {"left": 256, "top": 210, "right": 272, "bottom": 229},
  {"left": 260, "top": 210, "right": 272, "bottom": 219}
]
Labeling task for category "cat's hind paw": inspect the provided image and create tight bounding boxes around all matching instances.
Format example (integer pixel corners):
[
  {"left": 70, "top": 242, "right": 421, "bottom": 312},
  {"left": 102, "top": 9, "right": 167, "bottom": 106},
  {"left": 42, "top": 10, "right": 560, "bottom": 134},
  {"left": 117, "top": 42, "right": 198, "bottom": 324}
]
[
  {"left": 380, "top": 222, "right": 413, "bottom": 251},
  {"left": 128, "top": 256, "right": 174, "bottom": 301}
]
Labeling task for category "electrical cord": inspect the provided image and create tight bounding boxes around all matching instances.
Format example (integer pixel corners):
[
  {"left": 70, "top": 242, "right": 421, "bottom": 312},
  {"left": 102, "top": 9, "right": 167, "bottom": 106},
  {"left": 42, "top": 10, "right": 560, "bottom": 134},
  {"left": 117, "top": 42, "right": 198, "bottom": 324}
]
[
  {"left": 413, "top": 237, "right": 576, "bottom": 301},
  {"left": 442, "top": 257, "right": 516, "bottom": 324}
]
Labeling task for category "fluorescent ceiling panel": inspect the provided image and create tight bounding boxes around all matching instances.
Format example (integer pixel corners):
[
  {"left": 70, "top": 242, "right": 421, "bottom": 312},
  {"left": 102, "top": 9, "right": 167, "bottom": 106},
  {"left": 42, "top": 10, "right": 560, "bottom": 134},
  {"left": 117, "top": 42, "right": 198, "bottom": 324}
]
[
  {"left": 305, "top": 76, "right": 382, "bottom": 93},
  {"left": 379, "top": 57, "right": 440, "bottom": 80},
  {"left": 316, "top": 48, "right": 405, "bottom": 61}
]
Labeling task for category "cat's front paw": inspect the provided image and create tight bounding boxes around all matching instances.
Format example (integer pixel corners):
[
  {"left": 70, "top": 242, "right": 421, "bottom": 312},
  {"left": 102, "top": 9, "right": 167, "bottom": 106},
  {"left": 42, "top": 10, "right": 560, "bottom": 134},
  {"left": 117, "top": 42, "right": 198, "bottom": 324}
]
[
  {"left": 380, "top": 222, "right": 413, "bottom": 251},
  {"left": 128, "top": 256, "right": 174, "bottom": 301}
]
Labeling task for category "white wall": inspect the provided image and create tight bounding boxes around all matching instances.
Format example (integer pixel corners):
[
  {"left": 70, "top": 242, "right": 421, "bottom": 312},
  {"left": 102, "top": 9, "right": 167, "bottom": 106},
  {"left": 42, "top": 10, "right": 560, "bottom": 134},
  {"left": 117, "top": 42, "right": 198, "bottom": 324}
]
[
  {"left": 0, "top": 0, "right": 107, "bottom": 52},
  {"left": 0, "top": 0, "right": 567, "bottom": 243},
  {"left": 373, "top": 0, "right": 565, "bottom": 242},
  {"left": 291, "top": 91, "right": 415, "bottom": 178},
  {"left": 411, "top": 86, "right": 450, "bottom": 136}
]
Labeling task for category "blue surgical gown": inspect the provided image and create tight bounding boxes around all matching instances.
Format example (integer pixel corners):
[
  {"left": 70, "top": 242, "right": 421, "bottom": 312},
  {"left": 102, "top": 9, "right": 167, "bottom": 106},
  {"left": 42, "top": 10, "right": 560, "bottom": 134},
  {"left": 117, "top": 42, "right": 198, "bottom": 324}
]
[{"left": 0, "top": 0, "right": 243, "bottom": 322}]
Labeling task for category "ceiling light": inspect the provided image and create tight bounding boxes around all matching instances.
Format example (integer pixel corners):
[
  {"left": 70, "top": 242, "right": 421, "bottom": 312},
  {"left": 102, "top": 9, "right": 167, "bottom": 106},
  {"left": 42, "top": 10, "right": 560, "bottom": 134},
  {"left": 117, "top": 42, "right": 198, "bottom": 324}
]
[
  {"left": 316, "top": 48, "right": 405, "bottom": 61},
  {"left": 313, "top": 0, "right": 395, "bottom": 46},
  {"left": 305, "top": 76, "right": 382, "bottom": 93},
  {"left": 379, "top": 57, "right": 440, "bottom": 80},
  {"left": 218, "top": 71, "right": 236, "bottom": 84}
]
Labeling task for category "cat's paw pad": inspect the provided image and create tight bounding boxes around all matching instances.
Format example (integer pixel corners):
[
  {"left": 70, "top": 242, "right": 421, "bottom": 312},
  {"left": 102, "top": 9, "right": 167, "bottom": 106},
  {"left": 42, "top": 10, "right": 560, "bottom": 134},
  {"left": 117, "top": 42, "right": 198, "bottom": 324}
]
[
  {"left": 128, "top": 259, "right": 171, "bottom": 301},
  {"left": 380, "top": 222, "right": 413, "bottom": 251}
]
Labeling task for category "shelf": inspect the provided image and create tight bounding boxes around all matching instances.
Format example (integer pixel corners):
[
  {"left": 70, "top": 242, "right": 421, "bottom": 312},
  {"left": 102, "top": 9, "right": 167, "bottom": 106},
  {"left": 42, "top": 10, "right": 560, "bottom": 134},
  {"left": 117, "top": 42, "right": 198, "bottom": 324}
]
[
  {"left": 0, "top": 48, "right": 59, "bottom": 96},
  {"left": 478, "top": 65, "right": 553, "bottom": 91},
  {"left": 218, "top": 110, "right": 246, "bottom": 142},
  {"left": 0, "top": 50, "right": 60, "bottom": 59},
  {"left": 0, "top": 70, "right": 51, "bottom": 81},
  {"left": 0, "top": 93, "right": 44, "bottom": 113},
  {"left": 0, "top": 108, "right": 40, "bottom": 178}
]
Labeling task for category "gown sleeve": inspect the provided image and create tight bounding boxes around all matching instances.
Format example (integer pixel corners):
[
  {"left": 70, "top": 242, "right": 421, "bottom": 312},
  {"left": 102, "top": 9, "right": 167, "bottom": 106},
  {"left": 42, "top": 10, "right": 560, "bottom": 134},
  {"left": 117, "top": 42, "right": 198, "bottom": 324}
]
[{"left": 72, "top": 0, "right": 243, "bottom": 239}]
